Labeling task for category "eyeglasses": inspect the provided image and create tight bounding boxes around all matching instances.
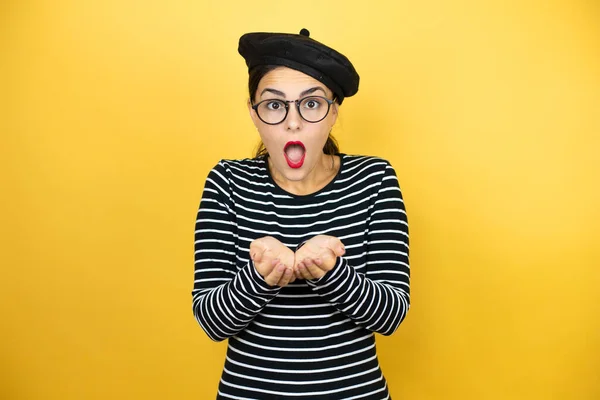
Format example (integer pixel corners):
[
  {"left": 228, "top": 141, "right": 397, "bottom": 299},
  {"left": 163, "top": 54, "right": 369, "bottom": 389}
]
[{"left": 251, "top": 96, "right": 335, "bottom": 125}]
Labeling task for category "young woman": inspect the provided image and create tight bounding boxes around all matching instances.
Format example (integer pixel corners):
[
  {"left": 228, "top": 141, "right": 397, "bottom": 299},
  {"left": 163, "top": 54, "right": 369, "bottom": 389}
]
[{"left": 192, "top": 29, "right": 410, "bottom": 399}]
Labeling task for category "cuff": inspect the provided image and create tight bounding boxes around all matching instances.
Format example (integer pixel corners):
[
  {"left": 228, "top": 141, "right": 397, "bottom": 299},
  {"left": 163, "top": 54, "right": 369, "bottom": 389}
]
[
  {"left": 233, "top": 260, "right": 282, "bottom": 299},
  {"left": 305, "top": 258, "right": 359, "bottom": 305},
  {"left": 306, "top": 257, "right": 350, "bottom": 289}
]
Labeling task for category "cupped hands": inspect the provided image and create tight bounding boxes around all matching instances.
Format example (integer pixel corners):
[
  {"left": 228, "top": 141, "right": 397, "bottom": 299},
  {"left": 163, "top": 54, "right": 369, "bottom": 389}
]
[{"left": 249, "top": 235, "right": 345, "bottom": 287}]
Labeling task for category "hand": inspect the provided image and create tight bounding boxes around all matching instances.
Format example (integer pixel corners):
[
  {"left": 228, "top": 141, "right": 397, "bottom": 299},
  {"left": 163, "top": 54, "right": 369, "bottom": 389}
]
[
  {"left": 294, "top": 235, "right": 346, "bottom": 280},
  {"left": 250, "top": 236, "right": 295, "bottom": 287}
]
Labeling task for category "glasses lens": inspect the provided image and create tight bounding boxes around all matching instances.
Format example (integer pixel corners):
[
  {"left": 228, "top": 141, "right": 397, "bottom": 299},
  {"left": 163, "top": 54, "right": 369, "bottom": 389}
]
[
  {"left": 257, "top": 100, "right": 287, "bottom": 124},
  {"left": 299, "top": 96, "right": 330, "bottom": 122}
]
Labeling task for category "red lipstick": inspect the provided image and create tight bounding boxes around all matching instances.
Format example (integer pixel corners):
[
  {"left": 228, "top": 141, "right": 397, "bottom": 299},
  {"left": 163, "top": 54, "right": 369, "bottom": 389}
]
[{"left": 284, "top": 141, "right": 306, "bottom": 169}]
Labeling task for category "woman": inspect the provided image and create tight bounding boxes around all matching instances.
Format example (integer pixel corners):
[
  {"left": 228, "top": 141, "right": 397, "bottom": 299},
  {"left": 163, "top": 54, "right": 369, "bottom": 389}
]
[{"left": 192, "top": 29, "right": 410, "bottom": 399}]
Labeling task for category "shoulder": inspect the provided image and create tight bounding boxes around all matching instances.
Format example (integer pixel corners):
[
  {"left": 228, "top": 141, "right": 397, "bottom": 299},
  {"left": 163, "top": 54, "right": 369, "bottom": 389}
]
[
  {"left": 341, "top": 154, "right": 395, "bottom": 176},
  {"left": 208, "top": 157, "right": 266, "bottom": 179},
  {"left": 211, "top": 157, "right": 264, "bottom": 171},
  {"left": 205, "top": 157, "right": 269, "bottom": 192},
  {"left": 340, "top": 154, "right": 401, "bottom": 195}
]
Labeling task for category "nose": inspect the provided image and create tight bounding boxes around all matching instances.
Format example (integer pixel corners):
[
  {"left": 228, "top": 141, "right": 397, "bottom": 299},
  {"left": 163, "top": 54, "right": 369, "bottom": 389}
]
[{"left": 285, "top": 103, "right": 303, "bottom": 131}]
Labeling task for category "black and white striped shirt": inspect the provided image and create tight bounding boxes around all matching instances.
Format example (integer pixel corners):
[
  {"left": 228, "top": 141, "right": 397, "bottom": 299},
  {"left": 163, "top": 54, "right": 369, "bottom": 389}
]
[{"left": 192, "top": 154, "right": 410, "bottom": 399}]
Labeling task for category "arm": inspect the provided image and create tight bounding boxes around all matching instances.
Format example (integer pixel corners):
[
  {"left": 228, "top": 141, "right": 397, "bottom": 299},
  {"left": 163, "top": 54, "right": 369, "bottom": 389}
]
[
  {"left": 191, "top": 162, "right": 282, "bottom": 342},
  {"left": 305, "top": 161, "right": 410, "bottom": 335}
]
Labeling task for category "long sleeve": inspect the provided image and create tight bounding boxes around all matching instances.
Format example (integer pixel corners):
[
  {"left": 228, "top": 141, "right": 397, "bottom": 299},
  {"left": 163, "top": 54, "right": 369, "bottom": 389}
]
[
  {"left": 191, "top": 162, "right": 281, "bottom": 342},
  {"left": 306, "top": 161, "right": 410, "bottom": 335}
]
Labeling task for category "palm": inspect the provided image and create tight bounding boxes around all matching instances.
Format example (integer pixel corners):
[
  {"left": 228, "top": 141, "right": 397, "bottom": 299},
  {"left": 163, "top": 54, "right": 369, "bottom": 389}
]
[
  {"left": 250, "top": 236, "right": 294, "bottom": 276},
  {"left": 270, "top": 246, "right": 295, "bottom": 270},
  {"left": 251, "top": 235, "right": 344, "bottom": 285},
  {"left": 295, "top": 235, "right": 344, "bottom": 271}
]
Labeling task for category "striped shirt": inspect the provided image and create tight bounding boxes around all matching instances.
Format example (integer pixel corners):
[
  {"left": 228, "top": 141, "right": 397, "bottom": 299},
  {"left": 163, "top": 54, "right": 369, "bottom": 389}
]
[{"left": 192, "top": 154, "right": 410, "bottom": 399}]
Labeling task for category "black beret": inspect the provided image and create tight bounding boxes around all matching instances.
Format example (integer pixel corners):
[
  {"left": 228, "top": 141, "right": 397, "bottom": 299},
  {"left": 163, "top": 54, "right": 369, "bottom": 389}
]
[{"left": 238, "top": 28, "right": 359, "bottom": 104}]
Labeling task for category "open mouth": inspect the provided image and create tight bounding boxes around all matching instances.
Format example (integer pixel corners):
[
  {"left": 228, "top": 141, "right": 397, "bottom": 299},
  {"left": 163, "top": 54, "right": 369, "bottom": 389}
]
[{"left": 283, "top": 141, "right": 306, "bottom": 169}]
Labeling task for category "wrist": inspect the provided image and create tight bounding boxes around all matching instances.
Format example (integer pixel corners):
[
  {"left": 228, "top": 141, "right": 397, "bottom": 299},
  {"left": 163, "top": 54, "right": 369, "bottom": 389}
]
[{"left": 307, "top": 256, "right": 343, "bottom": 284}]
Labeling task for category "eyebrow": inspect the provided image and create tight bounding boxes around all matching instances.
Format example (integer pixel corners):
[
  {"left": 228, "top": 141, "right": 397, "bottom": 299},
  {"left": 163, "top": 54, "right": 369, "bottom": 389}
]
[
  {"left": 259, "top": 86, "right": 327, "bottom": 99},
  {"left": 260, "top": 88, "right": 285, "bottom": 98},
  {"left": 300, "top": 86, "right": 327, "bottom": 97}
]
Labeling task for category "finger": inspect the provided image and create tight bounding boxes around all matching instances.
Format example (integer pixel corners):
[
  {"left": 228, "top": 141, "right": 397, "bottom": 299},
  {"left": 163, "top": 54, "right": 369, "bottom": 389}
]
[
  {"left": 301, "top": 259, "right": 323, "bottom": 280},
  {"left": 262, "top": 258, "right": 280, "bottom": 274},
  {"left": 304, "top": 258, "right": 325, "bottom": 279},
  {"left": 315, "top": 255, "right": 337, "bottom": 272},
  {"left": 276, "top": 267, "right": 295, "bottom": 287},
  {"left": 296, "top": 262, "right": 313, "bottom": 280},
  {"left": 294, "top": 267, "right": 302, "bottom": 280},
  {"left": 264, "top": 263, "right": 286, "bottom": 286}
]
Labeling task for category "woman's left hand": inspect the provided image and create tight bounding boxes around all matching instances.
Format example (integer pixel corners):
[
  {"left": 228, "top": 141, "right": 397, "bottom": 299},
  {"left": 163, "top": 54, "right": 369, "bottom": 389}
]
[{"left": 294, "top": 235, "right": 346, "bottom": 280}]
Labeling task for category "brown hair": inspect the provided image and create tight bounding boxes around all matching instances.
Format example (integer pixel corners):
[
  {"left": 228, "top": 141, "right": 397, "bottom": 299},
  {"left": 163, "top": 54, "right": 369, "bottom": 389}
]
[{"left": 248, "top": 65, "right": 340, "bottom": 158}]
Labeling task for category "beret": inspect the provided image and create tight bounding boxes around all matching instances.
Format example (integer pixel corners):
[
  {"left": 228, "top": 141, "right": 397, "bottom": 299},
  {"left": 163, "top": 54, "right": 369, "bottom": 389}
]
[{"left": 238, "top": 28, "right": 359, "bottom": 104}]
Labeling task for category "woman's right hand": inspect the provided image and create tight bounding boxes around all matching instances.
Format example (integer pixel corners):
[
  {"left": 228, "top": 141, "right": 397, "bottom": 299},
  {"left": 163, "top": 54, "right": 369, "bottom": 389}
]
[{"left": 249, "top": 236, "right": 295, "bottom": 287}]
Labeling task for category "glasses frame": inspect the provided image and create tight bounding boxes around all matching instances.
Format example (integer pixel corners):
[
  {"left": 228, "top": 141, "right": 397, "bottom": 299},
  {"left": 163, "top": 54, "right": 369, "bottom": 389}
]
[{"left": 251, "top": 95, "right": 335, "bottom": 125}]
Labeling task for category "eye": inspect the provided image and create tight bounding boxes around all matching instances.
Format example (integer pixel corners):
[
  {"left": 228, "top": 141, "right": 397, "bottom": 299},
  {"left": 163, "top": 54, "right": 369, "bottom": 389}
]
[
  {"left": 302, "top": 97, "right": 322, "bottom": 109},
  {"left": 266, "top": 101, "right": 284, "bottom": 110}
]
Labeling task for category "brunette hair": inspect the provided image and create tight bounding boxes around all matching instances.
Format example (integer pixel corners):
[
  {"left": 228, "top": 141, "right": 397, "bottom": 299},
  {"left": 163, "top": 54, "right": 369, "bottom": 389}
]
[{"left": 248, "top": 65, "right": 340, "bottom": 158}]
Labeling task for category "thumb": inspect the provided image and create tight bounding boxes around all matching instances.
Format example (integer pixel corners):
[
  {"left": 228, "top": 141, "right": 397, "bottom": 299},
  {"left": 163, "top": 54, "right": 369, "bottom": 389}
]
[
  {"left": 327, "top": 237, "right": 346, "bottom": 257},
  {"left": 250, "top": 241, "right": 267, "bottom": 262}
]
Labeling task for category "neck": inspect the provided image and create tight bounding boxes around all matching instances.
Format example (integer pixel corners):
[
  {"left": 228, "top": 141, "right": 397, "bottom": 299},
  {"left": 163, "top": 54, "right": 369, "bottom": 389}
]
[{"left": 269, "top": 153, "right": 339, "bottom": 196}]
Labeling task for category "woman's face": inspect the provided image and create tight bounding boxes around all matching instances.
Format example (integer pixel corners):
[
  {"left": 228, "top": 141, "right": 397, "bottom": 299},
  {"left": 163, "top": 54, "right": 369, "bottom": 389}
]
[{"left": 249, "top": 67, "right": 338, "bottom": 183}]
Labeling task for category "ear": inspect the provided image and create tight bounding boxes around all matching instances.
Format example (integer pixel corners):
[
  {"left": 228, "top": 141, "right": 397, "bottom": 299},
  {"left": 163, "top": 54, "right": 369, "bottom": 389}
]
[
  {"left": 248, "top": 99, "right": 260, "bottom": 129},
  {"left": 331, "top": 102, "right": 339, "bottom": 115},
  {"left": 329, "top": 102, "right": 339, "bottom": 126}
]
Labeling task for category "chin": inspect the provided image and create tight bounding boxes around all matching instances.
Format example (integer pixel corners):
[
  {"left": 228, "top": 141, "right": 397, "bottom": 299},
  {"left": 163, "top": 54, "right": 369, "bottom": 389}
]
[
  {"left": 271, "top": 157, "right": 310, "bottom": 181},
  {"left": 278, "top": 165, "right": 308, "bottom": 180},
  {"left": 283, "top": 171, "right": 308, "bottom": 182}
]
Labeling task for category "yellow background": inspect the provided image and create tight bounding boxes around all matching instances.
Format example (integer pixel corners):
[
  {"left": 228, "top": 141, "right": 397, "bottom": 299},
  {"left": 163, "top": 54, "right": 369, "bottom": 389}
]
[{"left": 2, "top": 0, "right": 599, "bottom": 399}]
